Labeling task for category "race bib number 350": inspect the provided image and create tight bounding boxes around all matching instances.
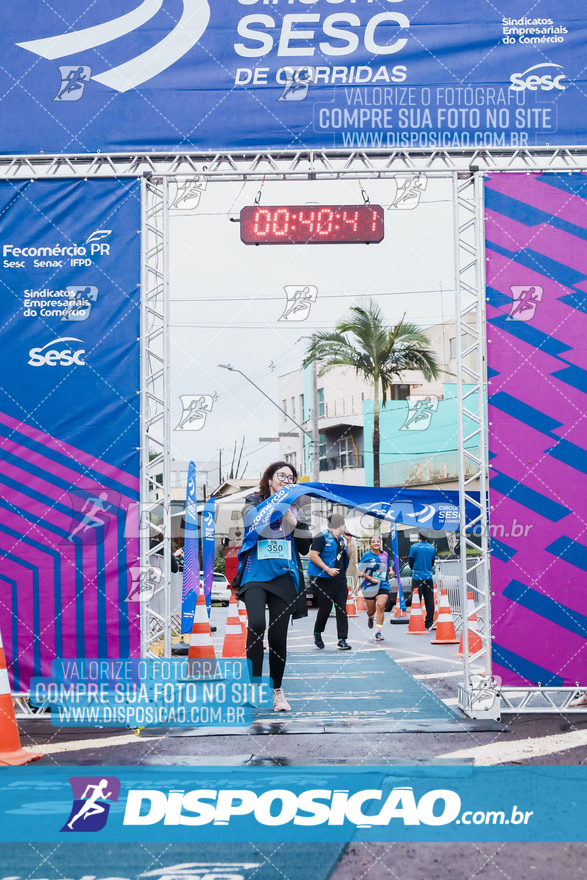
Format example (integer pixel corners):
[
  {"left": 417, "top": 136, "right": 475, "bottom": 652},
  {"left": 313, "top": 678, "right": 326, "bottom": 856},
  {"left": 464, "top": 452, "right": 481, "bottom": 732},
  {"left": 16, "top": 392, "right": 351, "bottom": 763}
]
[{"left": 258, "top": 539, "right": 291, "bottom": 561}]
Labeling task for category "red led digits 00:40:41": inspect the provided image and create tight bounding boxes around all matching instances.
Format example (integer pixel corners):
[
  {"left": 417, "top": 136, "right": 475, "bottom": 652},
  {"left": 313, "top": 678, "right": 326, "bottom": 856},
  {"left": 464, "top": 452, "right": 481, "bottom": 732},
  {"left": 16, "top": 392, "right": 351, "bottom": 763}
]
[{"left": 239, "top": 204, "right": 384, "bottom": 245}]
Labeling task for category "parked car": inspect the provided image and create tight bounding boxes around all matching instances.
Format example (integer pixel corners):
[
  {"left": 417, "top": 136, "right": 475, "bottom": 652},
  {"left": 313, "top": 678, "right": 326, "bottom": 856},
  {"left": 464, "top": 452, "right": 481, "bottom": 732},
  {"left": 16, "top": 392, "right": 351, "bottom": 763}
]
[
  {"left": 383, "top": 564, "right": 439, "bottom": 612},
  {"left": 300, "top": 556, "right": 317, "bottom": 606},
  {"left": 206, "top": 573, "right": 231, "bottom": 605}
]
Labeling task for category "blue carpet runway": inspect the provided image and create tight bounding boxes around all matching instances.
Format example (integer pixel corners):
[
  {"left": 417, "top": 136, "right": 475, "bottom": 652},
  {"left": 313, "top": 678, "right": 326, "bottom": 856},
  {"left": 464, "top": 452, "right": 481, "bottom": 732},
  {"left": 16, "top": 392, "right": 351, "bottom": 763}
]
[{"left": 157, "top": 651, "right": 501, "bottom": 736}]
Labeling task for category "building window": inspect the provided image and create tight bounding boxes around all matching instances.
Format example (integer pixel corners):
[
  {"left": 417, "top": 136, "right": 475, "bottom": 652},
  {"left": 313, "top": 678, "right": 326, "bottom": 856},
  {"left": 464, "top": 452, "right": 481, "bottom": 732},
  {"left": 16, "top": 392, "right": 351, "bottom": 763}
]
[
  {"left": 299, "top": 393, "right": 305, "bottom": 421},
  {"left": 319, "top": 433, "right": 327, "bottom": 459},
  {"left": 291, "top": 397, "right": 295, "bottom": 419},
  {"left": 338, "top": 435, "right": 353, "bottom": 468},
  {"left": 317, "top": 387, "right": 325, "bottom": 418},
  {"left": 450, "top": 334, "right": 469, "bottom": 359},
  {"left": 282, "top": 399, "right": 287, "bottom": 416},
  {"left": 390, "top": 384, "right": 410, "bottom": 401}
]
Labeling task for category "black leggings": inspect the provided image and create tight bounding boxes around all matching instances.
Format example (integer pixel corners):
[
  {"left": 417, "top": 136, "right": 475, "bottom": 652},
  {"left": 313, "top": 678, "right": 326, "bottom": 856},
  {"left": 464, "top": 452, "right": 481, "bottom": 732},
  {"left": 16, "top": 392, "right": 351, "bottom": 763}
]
[
  {"left": 242, "top": 587, "right": 292, "bottom": 689},
  {"left": 313, "top": 576, "right": 349, "bottom": 640}
]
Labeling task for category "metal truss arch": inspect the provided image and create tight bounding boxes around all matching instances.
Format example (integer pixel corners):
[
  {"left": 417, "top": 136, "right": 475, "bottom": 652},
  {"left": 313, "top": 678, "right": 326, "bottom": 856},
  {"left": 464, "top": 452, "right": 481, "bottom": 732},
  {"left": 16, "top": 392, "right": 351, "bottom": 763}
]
[
  {"left": 1, "top": 146, "right": 587, "bottom": 180},
  {"left": 7, "top": 147, "right": 587, "bottom": 714}
]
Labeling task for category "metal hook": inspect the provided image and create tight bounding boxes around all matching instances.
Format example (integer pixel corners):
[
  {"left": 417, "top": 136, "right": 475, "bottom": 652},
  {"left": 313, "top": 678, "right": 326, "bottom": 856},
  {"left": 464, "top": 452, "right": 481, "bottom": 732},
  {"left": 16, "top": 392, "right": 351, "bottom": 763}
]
[
  {"left": 254, "top": 175, "right": 266, "bottom": 205},
  {"left": 358, "top": 178, "right": 370, "bottom": 204}
]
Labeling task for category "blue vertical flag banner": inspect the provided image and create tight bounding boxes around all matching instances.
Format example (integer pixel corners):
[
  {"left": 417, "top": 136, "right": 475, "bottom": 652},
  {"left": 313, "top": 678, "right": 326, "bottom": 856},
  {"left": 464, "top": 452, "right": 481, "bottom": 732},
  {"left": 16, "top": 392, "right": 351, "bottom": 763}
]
[
  {"left": 181, "top": 461, "right": 200, "bottom": 634},
  {"left": 390, "top": 523, "right": 407, "bottom": 613},
  {"left": 202, "top": 497, "right": 216, "bottom": 609}
]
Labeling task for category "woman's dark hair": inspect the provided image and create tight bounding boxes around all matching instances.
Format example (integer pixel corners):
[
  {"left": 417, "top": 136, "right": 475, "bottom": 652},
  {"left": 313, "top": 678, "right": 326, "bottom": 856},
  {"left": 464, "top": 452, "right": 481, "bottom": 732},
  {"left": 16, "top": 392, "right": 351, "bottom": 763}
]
[{"left": 258, "top": 461, "right": 298, "bottom": 500}]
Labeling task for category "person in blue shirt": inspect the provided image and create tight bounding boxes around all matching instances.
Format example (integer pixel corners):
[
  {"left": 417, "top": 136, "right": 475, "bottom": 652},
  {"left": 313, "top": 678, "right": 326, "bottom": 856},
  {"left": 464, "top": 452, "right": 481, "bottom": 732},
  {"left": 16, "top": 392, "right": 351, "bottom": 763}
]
[
  {"left": 357, "top": 535, "right": 390, "bottom": 641},
  {"left": 409, "top": 532, "right": 437, "bottom": 631},
  {"left": 308, "top": 513, "right": 352, "bottom": 651},
  {"left": 233, "top": 461, "right": 311, "bottom": 712}
]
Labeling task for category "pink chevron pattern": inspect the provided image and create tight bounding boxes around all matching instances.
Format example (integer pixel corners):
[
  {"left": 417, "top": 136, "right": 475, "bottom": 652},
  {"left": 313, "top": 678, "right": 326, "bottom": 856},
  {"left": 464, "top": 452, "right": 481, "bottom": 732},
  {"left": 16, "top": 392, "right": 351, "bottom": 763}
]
[
  {"left": 0, "top": 412, "right": 140, "bottom": 692},
  {"left": 486, "top": 172, "right": 587, "bottom": 688}
]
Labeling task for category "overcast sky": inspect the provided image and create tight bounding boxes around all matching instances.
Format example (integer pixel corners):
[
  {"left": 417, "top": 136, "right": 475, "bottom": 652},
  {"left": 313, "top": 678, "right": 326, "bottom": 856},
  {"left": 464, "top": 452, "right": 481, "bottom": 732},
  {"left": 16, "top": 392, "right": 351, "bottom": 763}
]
[{"left": 168, "top": 176, "right": 456, "bottom": 482}]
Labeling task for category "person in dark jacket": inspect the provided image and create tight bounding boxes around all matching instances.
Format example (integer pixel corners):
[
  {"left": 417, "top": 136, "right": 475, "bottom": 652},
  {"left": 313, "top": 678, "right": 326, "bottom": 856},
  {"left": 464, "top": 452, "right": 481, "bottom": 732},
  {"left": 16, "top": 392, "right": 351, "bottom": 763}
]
[
  {"left": 308, "top": 513, "right": 352, "bottom": 650},
  {"left": 234, "top": 461, "right": 311, "bottom": 712},
  {"left": 409, "top": 531, "right": 437, "bottom": 631}
]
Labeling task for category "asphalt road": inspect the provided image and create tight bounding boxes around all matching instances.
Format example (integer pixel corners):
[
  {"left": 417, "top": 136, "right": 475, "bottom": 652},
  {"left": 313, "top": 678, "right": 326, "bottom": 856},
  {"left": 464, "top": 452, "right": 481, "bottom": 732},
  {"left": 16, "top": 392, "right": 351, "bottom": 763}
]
[
  {"left": 11, "top": 605, "right": 587, "bottom": 880},
  {"left": 19, "top": 605, "right": 587, "bottom": 767}
]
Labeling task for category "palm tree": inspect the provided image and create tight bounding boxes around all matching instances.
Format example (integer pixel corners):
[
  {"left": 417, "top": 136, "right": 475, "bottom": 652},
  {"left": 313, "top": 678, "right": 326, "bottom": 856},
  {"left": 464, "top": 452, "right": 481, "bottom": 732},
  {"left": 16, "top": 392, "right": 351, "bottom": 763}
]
[{"left": 303, "top": 299, "right": 440, "bottom": 487}]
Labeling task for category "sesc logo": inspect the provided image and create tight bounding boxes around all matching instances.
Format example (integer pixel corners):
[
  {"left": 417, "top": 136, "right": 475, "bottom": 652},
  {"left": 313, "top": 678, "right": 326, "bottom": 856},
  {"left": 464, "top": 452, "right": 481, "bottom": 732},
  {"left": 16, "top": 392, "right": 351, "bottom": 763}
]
[
  {"left": 28, "top": 336, "right": 86, "bottom": 367},
  {"left": 510, "top": 63, "right": 567, "bottom": 92}
]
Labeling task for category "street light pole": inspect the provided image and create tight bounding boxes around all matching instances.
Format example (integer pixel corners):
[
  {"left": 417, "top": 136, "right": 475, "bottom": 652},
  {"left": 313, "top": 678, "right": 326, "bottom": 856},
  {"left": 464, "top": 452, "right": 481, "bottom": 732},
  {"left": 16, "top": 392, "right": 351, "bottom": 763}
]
[
  {"left": 311, "top": 344, "right": 320, "bottom": 481},
  {"left": 218, "top": 364, "right": 312, "bottom": 439}
]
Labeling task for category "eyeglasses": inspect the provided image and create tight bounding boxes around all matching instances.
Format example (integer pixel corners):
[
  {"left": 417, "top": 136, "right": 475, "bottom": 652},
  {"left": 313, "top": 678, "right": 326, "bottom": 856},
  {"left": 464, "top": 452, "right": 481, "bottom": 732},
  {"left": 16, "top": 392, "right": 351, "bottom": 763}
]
[{"left": 275, "top": 472, "right": 295, "bottom": 483}]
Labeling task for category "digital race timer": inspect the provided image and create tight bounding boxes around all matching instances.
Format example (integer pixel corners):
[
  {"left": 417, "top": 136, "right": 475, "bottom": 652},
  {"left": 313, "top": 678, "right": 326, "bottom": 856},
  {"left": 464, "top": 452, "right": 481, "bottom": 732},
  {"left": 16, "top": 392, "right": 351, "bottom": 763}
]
[{"left": 240, "top": 204, "right": 384, "bottom": 245}]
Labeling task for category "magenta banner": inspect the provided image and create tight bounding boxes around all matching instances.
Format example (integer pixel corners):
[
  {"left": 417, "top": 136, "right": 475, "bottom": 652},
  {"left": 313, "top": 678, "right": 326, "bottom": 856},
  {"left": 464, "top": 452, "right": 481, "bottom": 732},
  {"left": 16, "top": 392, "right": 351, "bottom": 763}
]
[{"left": 486, "top": 172, "right": 587, "bottom": 687}]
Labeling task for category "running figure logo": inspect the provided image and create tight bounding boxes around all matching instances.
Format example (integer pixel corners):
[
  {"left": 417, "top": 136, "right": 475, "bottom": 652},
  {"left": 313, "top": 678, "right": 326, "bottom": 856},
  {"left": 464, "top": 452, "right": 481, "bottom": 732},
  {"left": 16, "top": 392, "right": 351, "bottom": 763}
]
[
  {"left": 175, "top": 394, "right": 214, "bottom": 431},
  {"left": 61, "top": 776, "right": 120, "bottom": 832},
  {"left": 61, "top": 285, "right": 99, "bottom": 322},
  {"left": 278, "top": 66, "right": 314, "bottom": 101},
  {"left": 54, "top": 66, "right": 91, "bottom": 101},
  {"left": 170, "top": 177, "right": 208, "bottom": 212},
  {"left": 507, "top": 285, "right": 543, "bottom": 321},
  {"left": 61, "top": 489, "right": 121, "bottom": 545},
  {"left": 388, "top": 176, "right": 427, "bottom": 210},
  {"left": 279, "top": 285, "right": 318, "bottom": 321},
  {"left": 400, "top": 396, "right": 439, "bottom": 431}
]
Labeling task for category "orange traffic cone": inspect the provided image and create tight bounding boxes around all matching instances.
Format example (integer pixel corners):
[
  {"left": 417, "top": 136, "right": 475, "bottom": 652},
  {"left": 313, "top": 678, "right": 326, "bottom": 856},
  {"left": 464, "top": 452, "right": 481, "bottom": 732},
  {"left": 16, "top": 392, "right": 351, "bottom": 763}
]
[
  {"left": 430, "top": 588, "right": 440, "bottom": 630},
  {"left": 188, "top": 589, "right": 216, "bottom": 660},
  {"left": 0, "top": 626, "right": 43, "bottom": 765},
  {"left": 238, "top": 601, "right": 248, "bottom": 639},
  {"left": 431, "top": 588, "right": 459, "bottom": 645},
  {"left": 455, "top": 591, "right": 484, "bottom": 656},
  {"left": 406, "top": 587, "right": 427, "bottom": 634},
  {"left": 222, "top": 595, "right": 247, "bottom": 658},
  {"left": 356, "top": 591, "right": 366, "bottom": 612},
  {"left": 346, "top": 584, "right": 358, "bottom": 618}
]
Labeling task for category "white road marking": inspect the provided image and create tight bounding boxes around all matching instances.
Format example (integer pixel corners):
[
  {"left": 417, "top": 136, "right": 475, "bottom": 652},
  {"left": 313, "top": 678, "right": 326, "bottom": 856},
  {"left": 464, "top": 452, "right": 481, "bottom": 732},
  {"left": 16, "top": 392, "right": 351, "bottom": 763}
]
[
  {"left": 440, "top": 729, "right": 587, "bottom": 765},
  {"left": 396, "top": 654, "right": 461, "bottom": 665},
  {"left": 414, "top": 670, "right": 480, "bottom": 680},
  {"left": 31, "top": 732, "right": 163, "bottom": 755}
]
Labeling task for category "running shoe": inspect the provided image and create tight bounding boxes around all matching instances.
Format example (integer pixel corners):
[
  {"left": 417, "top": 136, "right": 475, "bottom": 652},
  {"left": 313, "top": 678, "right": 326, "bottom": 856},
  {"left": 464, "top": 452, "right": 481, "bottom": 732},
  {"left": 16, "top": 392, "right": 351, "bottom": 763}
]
[
  {"left": 337, "top": 639, "right": 352, "bottom": 651},
  {"left": 569, "top": 692, "right": 587, "bottom": 708},
  {"left": 367, "top": 616, "right": 374, "bottom": 629},
  {"left": 273, "top": 688, "right": 291, "bottom": 712},
  {"left": 314, "top": 631, "right": 325, "bottom": 649},
  {"left": 375, "top": 631, "right": 385, "bottom": 641}
]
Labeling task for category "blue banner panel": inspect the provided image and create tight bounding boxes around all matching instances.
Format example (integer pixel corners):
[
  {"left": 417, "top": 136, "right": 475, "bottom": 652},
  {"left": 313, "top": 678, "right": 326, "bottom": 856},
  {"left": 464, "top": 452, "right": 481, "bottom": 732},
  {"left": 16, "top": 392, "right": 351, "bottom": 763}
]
[
  {"left": 0, "top": 765, "right": 584, "bottom": 842},
  {"left": 0, "top": 1, "right": 586, "bottom": 152},
  {"left": 0, "top": 179, "right": 141, "bottom": 690}
]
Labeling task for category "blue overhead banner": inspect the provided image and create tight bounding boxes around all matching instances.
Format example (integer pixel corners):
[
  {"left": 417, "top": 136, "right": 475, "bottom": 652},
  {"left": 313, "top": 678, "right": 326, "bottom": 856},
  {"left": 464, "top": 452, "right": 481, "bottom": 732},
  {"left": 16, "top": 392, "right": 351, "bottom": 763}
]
[{"left": 1, "top": 1, "right": 586, "bottom": 153}]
